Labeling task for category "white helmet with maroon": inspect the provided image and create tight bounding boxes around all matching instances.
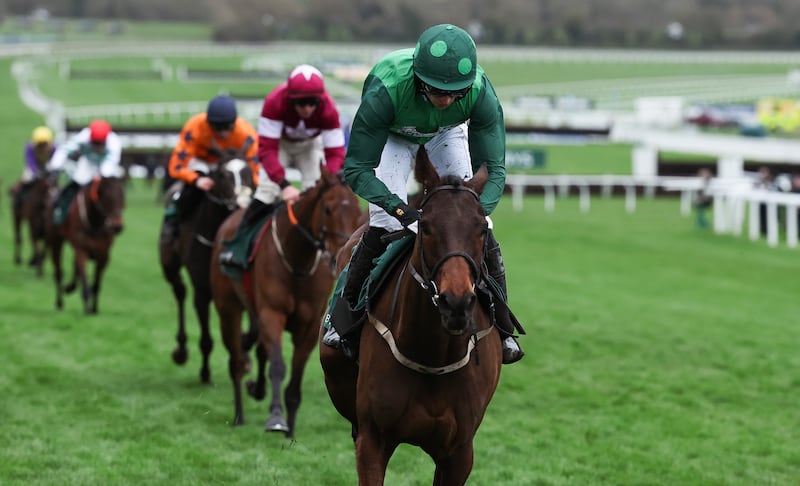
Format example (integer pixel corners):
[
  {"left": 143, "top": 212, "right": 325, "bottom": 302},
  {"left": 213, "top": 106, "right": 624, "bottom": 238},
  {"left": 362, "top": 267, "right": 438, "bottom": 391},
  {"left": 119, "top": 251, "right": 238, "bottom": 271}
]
[{"left": 287, "top": 64, "right": 325, "bottom": 99}]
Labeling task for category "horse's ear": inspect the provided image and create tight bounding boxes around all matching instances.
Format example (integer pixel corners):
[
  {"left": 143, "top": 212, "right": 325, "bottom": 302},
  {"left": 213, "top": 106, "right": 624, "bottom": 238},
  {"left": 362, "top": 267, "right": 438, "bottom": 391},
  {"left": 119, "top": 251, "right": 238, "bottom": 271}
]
[
  {"left": 319, "top": 162, "right": 335, "bottom": 185},
  {"left": 414, "top": 146, "right": 439, "bottom": 192},
  {"left": 465, "top": 164, "right": 489, "bottom": 195}
]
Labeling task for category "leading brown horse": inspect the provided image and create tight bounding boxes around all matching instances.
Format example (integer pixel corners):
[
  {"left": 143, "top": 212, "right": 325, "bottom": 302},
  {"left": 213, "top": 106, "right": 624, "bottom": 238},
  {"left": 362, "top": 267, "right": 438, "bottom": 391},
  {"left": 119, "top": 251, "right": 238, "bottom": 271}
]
[
  {"left": 159, "top": 157, "right": 255, "bottom": 384},
  {"left": 320, "top": 148, "right": 502, "bottom": 485},
  {"left": 48, "top": 176, "right": 126, "bottom": 314},
  {"left": 210, "top": 166, "right": 362, "bottom": 437}
]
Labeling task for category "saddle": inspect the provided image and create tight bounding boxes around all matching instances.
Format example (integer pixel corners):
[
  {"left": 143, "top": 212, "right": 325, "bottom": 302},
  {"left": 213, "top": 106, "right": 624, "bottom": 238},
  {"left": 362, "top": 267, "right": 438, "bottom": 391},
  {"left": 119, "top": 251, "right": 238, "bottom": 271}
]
[
  {"left": 323, "top": 234, "right": 524, "bottom": 339},
  {"left": 220, "top": 210, "right": 275, "bottom": 279}
]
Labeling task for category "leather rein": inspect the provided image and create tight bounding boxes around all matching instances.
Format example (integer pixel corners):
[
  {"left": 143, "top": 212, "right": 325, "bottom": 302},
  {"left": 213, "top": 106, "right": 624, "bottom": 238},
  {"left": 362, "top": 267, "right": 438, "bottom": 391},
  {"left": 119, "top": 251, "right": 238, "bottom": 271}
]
[{"left": 271, "top": 181, "right": 352, "bottom": 278}]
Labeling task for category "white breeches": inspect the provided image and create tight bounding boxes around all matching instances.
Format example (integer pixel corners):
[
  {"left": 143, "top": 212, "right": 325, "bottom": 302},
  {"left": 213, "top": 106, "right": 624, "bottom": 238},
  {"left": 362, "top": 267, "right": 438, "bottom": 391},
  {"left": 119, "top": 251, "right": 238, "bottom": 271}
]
[
  {"left": 369, "top": 123, "right": 472, "bottom": 231},
  {"left": 254, "top": 137, "right": 324, "bottom": 204}
]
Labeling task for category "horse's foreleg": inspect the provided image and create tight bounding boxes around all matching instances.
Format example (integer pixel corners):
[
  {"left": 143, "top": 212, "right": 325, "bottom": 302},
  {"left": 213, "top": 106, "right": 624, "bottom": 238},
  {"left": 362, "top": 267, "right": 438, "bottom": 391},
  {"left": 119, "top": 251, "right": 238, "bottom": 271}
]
[
  {"left": 259, "top": 310, "right": 289, "bottom": 434},
  {"left": 246, "top": 341, "right": 268, "bottom": 401},
  {"left": 355, "top": 428, "right": 395, "bottom": 486},
  {"left": 51, "top": 237, "right": 65, "bottom": 310},
  {"left": 25, "top": 217, "right": 38, "bottom": 267},
  {"left": 161, "top": 256, "right": 188, "bottom": 366},
  {"left": 283, "top": 328, "right": 317, "bottom": 438},
  {"left": 241, "top": 309, "right": 259, "bottom": 353},
  {"left": 432, "top": 443, "right": 474, "bottom": 486},
  {"left": 89, "top": 254, "right": 109, "bottom": 315},
  {"left": 218, "top": 304, "right": 246, "bottom": 425},
  {"left": 33, "top": 236, "right": 46, "bottom": 278},
  {"left": 192, "top": 284, "right": 213, "bottom": 384},
  {"left": 13, "top": 214, "right": 22, "bottom": 265},
  {"left": 64, "top": 252, "right": 80, "bottom": 294},
  {"left": 73, "top": 250, "right": 91, "bottom": 315},
  {"left": 265, "top": 339, "right": 289, "bottom": 434}
]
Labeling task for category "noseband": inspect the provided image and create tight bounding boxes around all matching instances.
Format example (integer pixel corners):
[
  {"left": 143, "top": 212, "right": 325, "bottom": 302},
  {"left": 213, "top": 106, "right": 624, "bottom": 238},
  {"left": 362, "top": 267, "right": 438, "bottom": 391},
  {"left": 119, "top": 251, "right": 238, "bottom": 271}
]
[{"left": 369, "top": 183, "right": 493, "bottom": 375}]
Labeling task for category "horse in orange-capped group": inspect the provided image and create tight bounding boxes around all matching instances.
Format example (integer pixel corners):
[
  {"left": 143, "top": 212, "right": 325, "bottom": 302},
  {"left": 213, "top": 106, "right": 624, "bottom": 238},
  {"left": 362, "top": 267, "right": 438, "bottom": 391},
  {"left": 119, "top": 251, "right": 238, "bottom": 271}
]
[{"left": 158, "top": 157, "right": 256, "bottom": 384}]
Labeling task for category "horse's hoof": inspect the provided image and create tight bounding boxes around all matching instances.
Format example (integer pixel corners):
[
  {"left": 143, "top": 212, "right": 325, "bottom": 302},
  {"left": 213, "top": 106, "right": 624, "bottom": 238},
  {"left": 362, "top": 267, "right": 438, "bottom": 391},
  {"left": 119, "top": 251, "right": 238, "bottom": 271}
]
[
  {"left": 231, "top": 415, "right": 245, "bottom": 427},
  {"left": 14, "top": 257, "right": 21, "bottom": 265},
  {"left": 171, "top": 348, "right": 188, "bottom": 365},
  {"left": 200, "top": 368, "right": 211, "bottom": 384},
  {"left": 64, "top": 283, "right": 76, "bottom": 294},
  {"left": 56, "top": 301, "right": 63, "bottom": 310},
  {"left": 246, "top": 380, "right": 266, "bottom": 401},
  {"left": 264, "top": 415, "right": 289, "bottom": 434}
]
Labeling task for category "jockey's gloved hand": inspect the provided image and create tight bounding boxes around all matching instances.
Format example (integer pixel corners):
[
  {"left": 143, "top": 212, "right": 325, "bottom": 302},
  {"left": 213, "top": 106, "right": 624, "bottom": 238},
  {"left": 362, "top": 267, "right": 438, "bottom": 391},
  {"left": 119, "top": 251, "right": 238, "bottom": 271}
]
[
  {"left": 68, "top": 151, "right": 81, "bottom": 162},
  {"left": 392, "top": 202, "right": 420, "bottom": 229}
]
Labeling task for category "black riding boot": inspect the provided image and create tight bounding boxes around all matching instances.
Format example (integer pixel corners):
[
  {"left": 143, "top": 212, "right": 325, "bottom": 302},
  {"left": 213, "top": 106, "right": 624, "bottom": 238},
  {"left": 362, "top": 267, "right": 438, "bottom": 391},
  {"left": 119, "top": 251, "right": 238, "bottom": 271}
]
[
  {"left": 485, "top": 229, "right": 525, "bottom": 365},
  {"left": 322, "top": 226, "right": 388, "bottom": 359},
  {"left": 53, "top": 181, "right": 81, "bottom": 225},
  {"left": 218, "top": 199, "right": 274, "bottom": 269}
]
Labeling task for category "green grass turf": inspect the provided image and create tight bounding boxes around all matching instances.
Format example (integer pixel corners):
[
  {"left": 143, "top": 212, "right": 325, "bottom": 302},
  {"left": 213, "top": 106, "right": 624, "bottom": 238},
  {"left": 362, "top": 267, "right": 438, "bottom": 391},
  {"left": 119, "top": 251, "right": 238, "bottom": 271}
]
[
  {"left": 2, "top": 183, "right": 799, "bottom": 485},
  {"left": 3, "top": 43, "right": 800, "bottom": 484}
]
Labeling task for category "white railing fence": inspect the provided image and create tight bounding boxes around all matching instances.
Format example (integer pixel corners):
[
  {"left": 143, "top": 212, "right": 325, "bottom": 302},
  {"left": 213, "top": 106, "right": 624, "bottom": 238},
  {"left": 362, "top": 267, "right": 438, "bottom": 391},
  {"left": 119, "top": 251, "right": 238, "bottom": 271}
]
[{"left": 506, "top": 173, "right": 800, "bottom": 249}]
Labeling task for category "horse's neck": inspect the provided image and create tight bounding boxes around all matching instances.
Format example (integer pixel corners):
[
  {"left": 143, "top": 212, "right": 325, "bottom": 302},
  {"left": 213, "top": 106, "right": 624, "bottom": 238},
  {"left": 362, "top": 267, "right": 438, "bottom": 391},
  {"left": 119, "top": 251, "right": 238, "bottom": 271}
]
[
  {"left": 195, "top": 197, "right": 231, "bottom": 239},
  {"left": 278, "top": 195, "right": 319, "bottom": 254},
  {"left": 382, "top": 266, "right": 470, "bottom": 366}
]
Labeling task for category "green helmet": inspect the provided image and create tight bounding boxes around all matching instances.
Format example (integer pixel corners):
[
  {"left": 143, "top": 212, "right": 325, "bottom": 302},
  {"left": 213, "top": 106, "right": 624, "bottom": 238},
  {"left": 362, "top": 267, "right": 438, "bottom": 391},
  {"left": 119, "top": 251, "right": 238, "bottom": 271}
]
[{"left": 413, "top": 24, "right": 477, "bottom": 91}]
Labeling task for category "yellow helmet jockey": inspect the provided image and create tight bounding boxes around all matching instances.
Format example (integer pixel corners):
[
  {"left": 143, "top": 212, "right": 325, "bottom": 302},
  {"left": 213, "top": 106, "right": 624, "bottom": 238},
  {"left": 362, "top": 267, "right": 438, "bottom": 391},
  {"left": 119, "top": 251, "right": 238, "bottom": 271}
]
[{"left": 31, "top": 126, "right": 54, "bottom": 145}]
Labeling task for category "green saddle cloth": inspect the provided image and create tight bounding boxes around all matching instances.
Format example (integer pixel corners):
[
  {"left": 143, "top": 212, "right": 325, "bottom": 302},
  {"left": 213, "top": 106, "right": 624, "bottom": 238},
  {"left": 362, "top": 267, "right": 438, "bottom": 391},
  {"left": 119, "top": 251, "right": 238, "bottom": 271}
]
[
  {"left": 323, "top": 235, "right": 415, "bottom": 330},
  {"left": 220, "top": 211, "right": 274, "bottom": 279}
]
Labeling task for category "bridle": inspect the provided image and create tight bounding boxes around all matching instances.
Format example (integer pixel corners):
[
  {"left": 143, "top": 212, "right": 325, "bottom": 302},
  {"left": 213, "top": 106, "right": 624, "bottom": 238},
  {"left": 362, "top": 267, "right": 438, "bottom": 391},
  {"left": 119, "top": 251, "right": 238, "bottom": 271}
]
[
  {"left": 193, "top": 159, "right": 253, "bottom": 247},
  {"left": 203, "top": 159, "right": 250, "bottom": 212},
  {"left": 407, "top": 184, "right": 484, "bottom": 308},
  {"left": 77, "top": 177, "right": 121, "bottom": 233},
  {"left": 272, "top": 180, "right": 353, "bottom": 278},
  {"left": 369, "top": 183, "right": 494, "bottom": 375}
]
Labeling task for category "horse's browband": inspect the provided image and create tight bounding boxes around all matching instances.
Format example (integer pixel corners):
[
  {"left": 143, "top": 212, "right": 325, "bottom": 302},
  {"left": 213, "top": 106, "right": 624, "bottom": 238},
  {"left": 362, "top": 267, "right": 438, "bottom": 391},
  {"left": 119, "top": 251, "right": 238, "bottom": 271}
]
[{"left": 419, "top": 184, "right": 479, "bottom": 209}]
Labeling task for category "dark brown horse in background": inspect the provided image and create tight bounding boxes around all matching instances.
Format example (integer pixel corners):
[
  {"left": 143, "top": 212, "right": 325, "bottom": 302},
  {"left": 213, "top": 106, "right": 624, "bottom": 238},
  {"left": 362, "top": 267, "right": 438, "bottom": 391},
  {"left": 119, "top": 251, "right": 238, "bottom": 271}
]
[
  {"left": 159, "top": 158, "right": 255, "bottom": 384},
  {"left": 320, "top": 148, "right": 502, "bottom": 485},
  {"left": 48, "top": 176, "right": 126, "bottom": 314},
  {"left": 210, "top": 166, "right": 361, "bottom": 437},
  {"left": 10, "top": 175, "right": 56, "bottom": 277}
]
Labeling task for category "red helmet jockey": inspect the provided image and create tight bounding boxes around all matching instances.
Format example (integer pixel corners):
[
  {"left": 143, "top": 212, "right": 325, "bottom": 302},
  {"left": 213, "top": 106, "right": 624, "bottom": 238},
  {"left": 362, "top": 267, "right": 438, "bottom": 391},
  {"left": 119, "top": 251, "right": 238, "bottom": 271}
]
[
  {"left": 287, "top": 64, "right": 325, "bottom": 99},
  {"left": 89, "top": 119, "right": 112, "bottom": 144}
]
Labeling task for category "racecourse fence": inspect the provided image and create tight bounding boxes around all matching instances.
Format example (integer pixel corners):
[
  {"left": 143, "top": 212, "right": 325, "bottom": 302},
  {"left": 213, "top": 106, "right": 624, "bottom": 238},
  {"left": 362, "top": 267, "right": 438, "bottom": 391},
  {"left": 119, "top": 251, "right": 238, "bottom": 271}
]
[{"left": 506, "top": 172, "right": 800, "bottom": 249}]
